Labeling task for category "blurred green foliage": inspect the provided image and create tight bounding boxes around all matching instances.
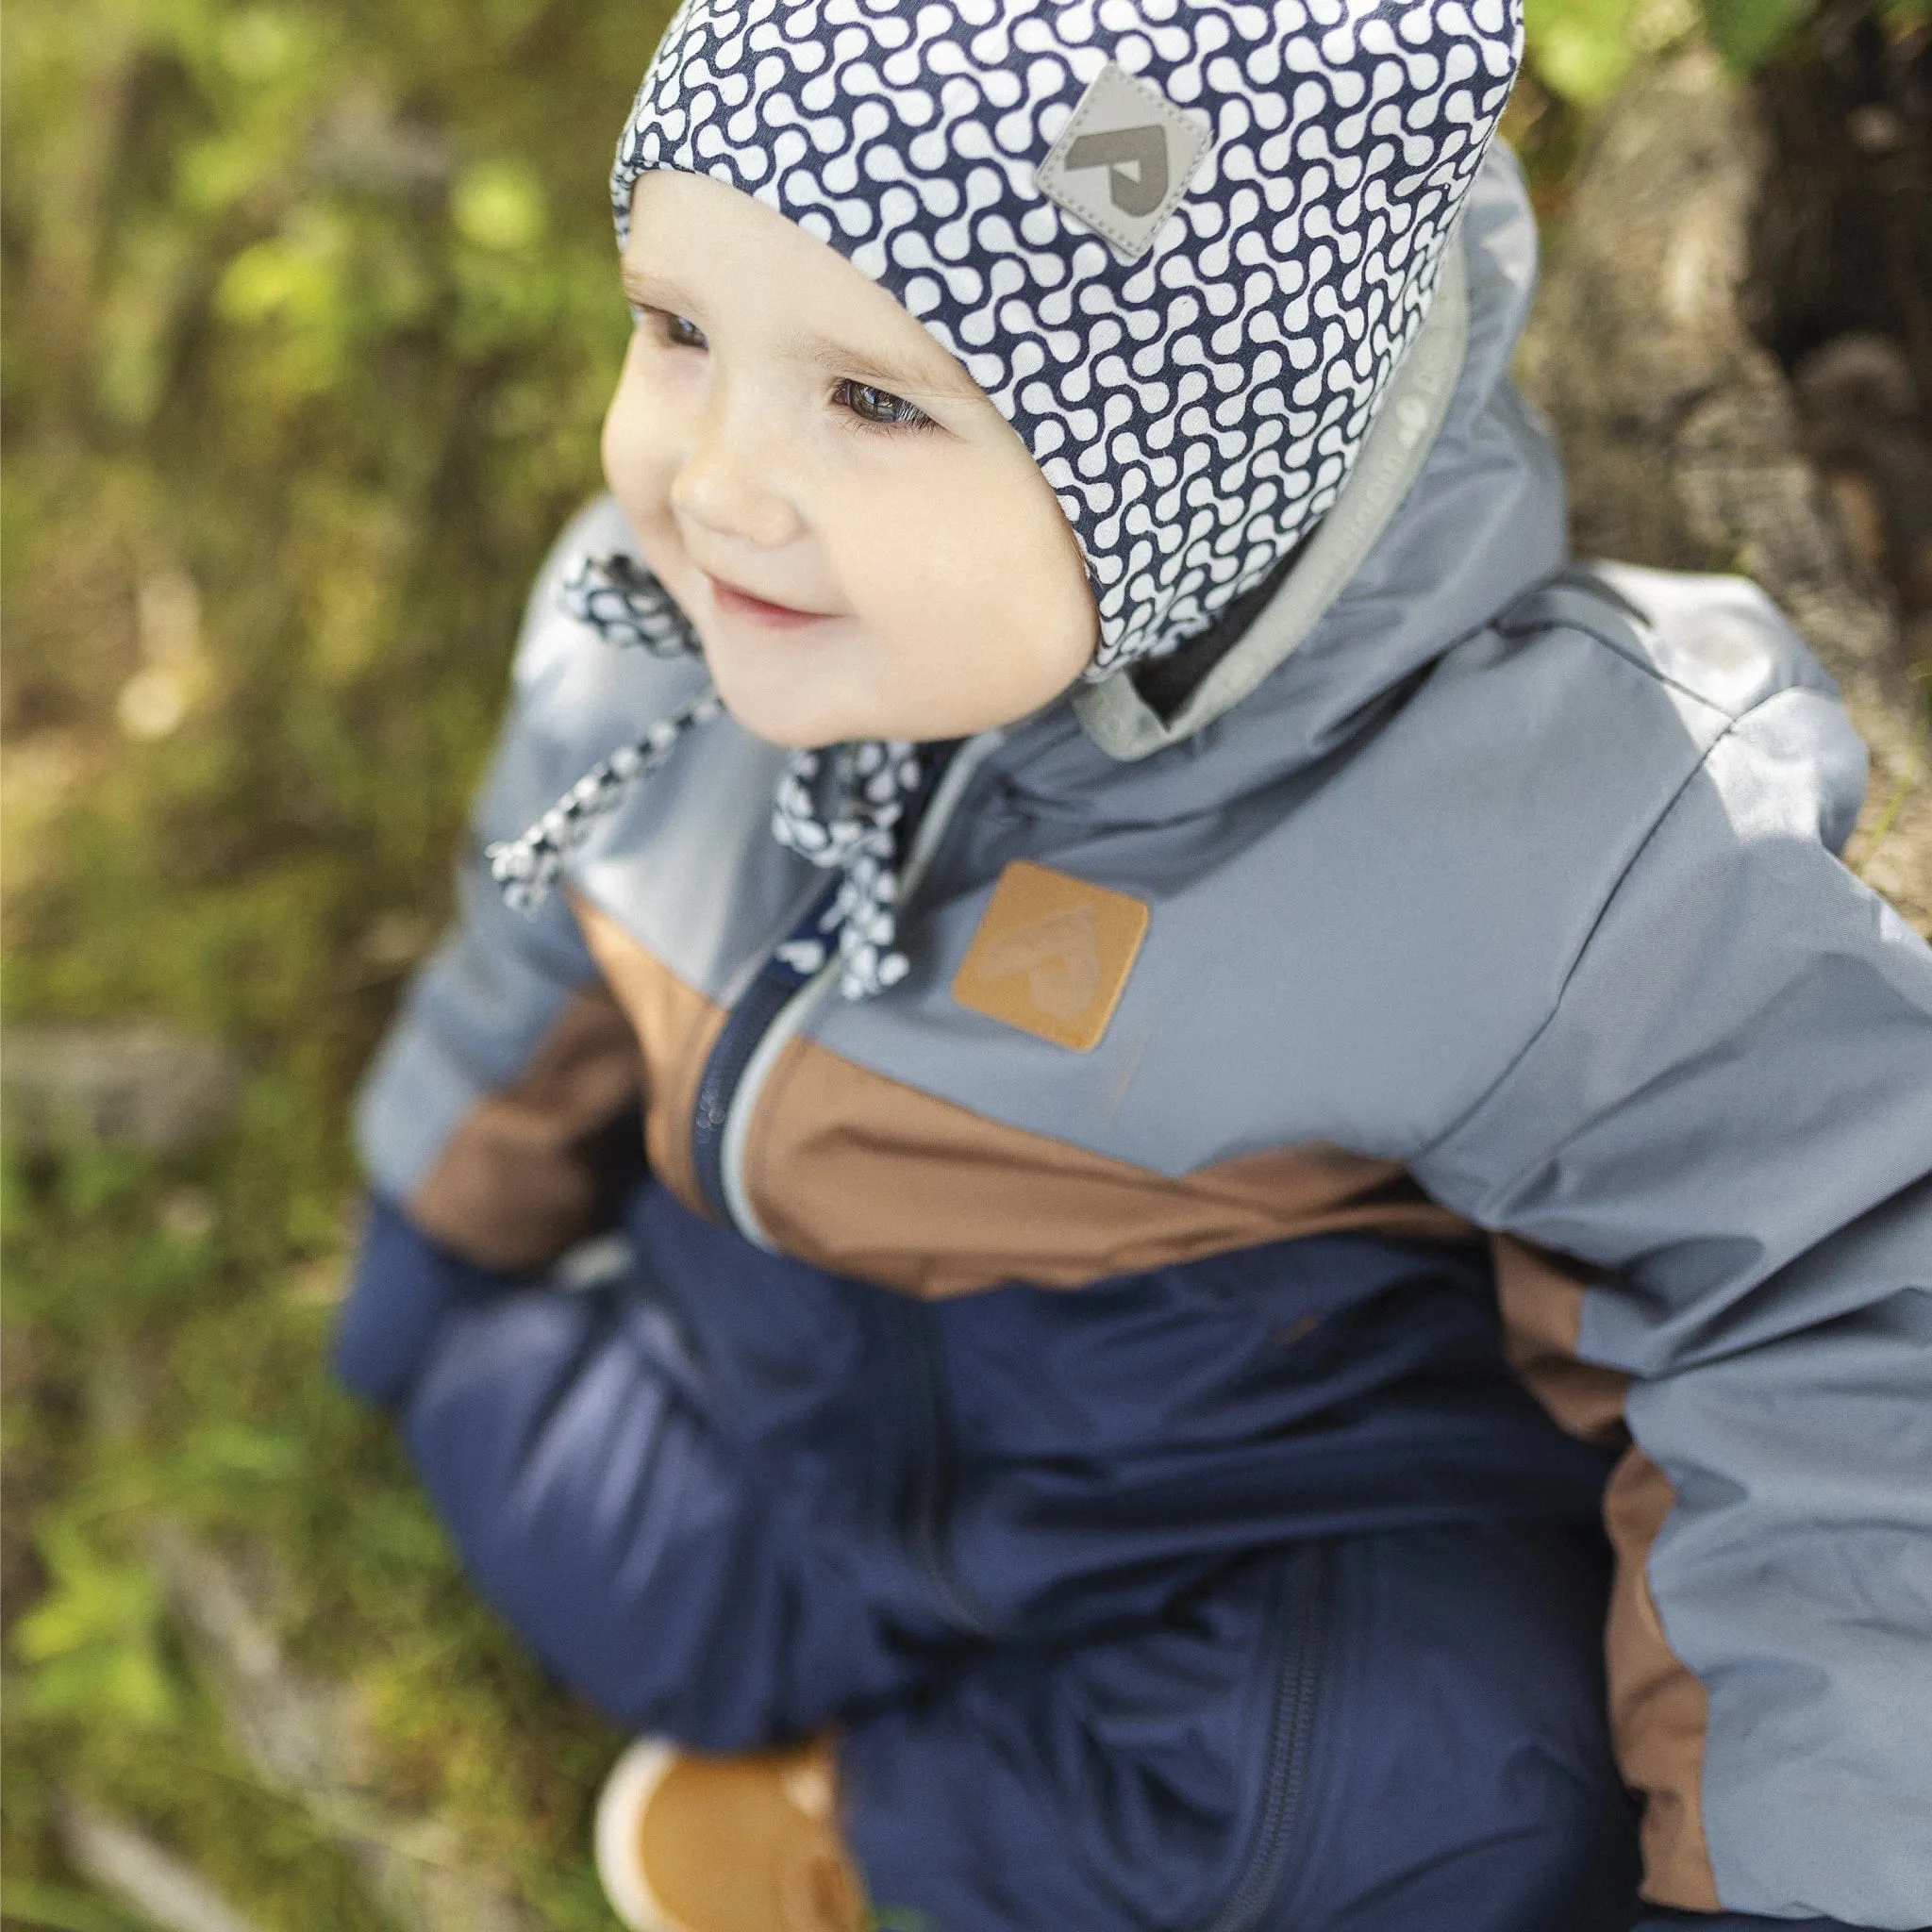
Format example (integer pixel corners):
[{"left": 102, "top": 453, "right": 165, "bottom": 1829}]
[
  {"left": 1525, "top": 0, "right": 1932, "bottom": 104},
  {"left": 2, "top": 0, "right": 664, "bottom": 1073},
  {"left": 3, "top": 0, "right": 669, "bottom": 1920}
]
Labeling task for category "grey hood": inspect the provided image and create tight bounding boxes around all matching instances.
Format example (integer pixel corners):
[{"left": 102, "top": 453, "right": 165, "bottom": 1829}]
[{"left": 1012, "top": 142, "right": 1565, "bottom": 820}]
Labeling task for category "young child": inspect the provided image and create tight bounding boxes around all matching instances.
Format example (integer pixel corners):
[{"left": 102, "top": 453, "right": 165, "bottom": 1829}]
[{"left": 333, "top": 2, "right": 1932, "bottom": 1927}]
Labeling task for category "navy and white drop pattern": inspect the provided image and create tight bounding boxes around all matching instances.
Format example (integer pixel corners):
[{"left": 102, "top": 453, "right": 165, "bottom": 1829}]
[
  {"left": 487, "top": 559, "right": 924, "bottom": 999},
  {"left": 556, "top": 552, "right": 704, "bottom": 655},
  {"left": 770, "top": 738, "right": 925, "bottom": 991},
  {"left": 486, "top": 675, "right": 727, "bottom": 914},
  {"left": 614, "top": 0, "right": 1524, "bottom": 669}
]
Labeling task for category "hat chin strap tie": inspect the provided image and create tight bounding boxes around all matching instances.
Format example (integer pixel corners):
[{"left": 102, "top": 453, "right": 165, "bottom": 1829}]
[{"left": 488, "top": 558, "right": 924, "bottom": 1002}]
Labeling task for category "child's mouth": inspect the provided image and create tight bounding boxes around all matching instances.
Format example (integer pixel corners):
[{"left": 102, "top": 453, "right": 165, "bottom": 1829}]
[{"left": 707, "top": 575, "right": 833, "bottom": 631}]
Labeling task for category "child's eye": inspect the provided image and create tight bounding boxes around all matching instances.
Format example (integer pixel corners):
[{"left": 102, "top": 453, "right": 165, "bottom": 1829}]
[
  {"left": 658, "top": 311, "right": 708, "bottom": 350},
  {"left": 834, "top": 379, "right": 932, "bottom": 430}
]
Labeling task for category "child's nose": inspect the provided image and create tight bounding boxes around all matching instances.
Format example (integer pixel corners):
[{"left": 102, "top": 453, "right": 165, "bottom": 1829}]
[{"left": 670, "top": 400, "right": 806, "bottom": 551}]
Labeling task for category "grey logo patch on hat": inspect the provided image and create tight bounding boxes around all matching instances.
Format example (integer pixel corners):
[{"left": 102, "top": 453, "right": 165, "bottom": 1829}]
[{"left": 1039, "top": 62, "right": 1211, "bottom": 259}]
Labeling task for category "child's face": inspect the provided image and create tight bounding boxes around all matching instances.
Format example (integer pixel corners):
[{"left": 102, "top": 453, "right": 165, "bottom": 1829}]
[{"left": 602, "top": 171, "right": 1098, "bottom": 749}]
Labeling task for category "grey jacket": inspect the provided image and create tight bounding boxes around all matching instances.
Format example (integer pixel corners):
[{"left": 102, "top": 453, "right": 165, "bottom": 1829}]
[{"left": 358, "top": 149, "right": 1932, "bottom": 1925}]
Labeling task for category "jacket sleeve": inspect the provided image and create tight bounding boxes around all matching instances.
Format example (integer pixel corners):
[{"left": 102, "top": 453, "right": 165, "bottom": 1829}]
[
  {"left": 354, "top": 495, "right": 653, "bottom": 1272},
  {"left": 1629, "top": 1918, "right": 1883, "bottom": 1932},
  {"left": 1411, "top": 682, "right": 1932, "bottom": 1930}
]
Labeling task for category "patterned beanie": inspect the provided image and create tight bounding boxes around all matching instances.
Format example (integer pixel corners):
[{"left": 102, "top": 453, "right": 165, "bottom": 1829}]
[{"left": 491, "top": 0, "right": 1524, "bottom": 995}]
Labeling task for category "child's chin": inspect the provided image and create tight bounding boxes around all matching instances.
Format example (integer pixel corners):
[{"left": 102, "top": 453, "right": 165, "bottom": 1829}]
[
  {"left": 712, "top": 680, "right": 873, "bottom": 752},
  {"left": 708, "top": 648, "right": 980, "bottom": 748},
  {"left": 702, "top": 644, "right": 858, "bottom": 749}
]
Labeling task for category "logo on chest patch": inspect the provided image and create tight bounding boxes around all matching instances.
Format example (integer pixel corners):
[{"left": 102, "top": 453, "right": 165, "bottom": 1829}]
[{"left": 952, "top": 860, "right": 1150, "bottom": 1052}]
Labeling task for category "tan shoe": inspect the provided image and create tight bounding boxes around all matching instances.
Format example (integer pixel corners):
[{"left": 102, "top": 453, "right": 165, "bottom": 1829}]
[{"left": 594, "top": 1737, "right": 867, "bottom": 1932}]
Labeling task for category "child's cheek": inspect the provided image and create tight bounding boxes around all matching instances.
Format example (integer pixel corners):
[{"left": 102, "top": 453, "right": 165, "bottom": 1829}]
[
  {"left": 837, "top": 447, "right": 1094, "bottom": 716},
  {"left": 599, "top": 350, "right": 649, "bottom": 502},
  {"left": 601, "top": 351, "right": 687, "bottom": 565}
]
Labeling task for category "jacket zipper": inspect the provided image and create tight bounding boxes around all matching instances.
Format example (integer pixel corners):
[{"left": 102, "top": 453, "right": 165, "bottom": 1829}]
[
  {"left": 890, "top": 1297, "right": 998, "bottom": 1639},
  {"left": 688, "top": 880, "right": 841, "bottom": 1224},
  {"left": 681, "top": 733, "right": 1013, "bottom": 1643},
  {"left": 1201, "top": 1541, "right": 1333, "bottom": 1932},
  {"left": 694, "top": 725, "right": 1012, "bottom": 1245}
]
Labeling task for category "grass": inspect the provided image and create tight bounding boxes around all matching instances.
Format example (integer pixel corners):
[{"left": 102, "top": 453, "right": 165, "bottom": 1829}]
[{"left": 2, "top": 0, "right": 662, "bottom": 1918}]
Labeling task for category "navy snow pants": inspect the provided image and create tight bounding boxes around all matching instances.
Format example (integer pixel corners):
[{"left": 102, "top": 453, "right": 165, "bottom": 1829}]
[{"left": 335, "top": 1182, "right": 1860, "bottom": 1932}]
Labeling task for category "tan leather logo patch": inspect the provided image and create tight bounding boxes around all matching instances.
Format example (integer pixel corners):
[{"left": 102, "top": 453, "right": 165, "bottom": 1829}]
[{"left": 952, "top": 860, "right": 1150, "bottom": 1052}]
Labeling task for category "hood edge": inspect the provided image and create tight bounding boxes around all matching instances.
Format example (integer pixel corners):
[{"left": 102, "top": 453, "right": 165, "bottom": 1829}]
[{"left": 1074, "top": 229, "right": 1472, "bottom": 763}]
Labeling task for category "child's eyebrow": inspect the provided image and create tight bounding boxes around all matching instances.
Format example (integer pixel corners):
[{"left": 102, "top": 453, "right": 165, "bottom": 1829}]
[
  {"left": 786, "top": 327, "right": 978, "bottom": 405},
  {"left": 620, "top": 261, "right": 684, "bottom": 311},
  {"left": 620, "top": 258, "right": 974, "bottom": 403}
]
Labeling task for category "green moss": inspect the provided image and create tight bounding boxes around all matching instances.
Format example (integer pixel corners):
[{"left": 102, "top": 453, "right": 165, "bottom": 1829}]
[{"left": 4, "top": 0, "right": 659, "bottom": 1916}]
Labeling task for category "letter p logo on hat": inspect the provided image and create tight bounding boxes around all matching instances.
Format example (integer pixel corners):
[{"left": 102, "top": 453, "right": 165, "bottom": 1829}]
[
  {"left": 1062, "top": 125, "right": 1170, "bottom": 215},
  {"left": 1038, "top": 63, "right": 1211, "bottom": 258}
]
